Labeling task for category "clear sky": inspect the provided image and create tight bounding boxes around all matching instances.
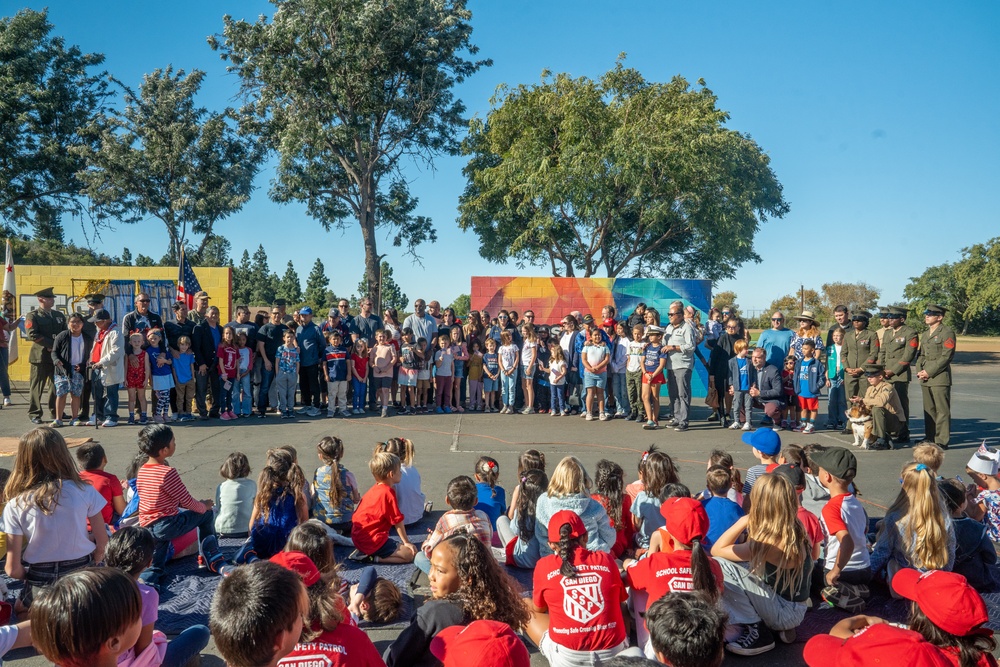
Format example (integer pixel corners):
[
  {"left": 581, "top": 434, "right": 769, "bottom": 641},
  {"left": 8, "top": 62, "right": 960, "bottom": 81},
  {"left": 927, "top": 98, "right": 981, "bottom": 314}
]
[{"left": 19, "top": 0, "right": 1000, "bottom": 313}]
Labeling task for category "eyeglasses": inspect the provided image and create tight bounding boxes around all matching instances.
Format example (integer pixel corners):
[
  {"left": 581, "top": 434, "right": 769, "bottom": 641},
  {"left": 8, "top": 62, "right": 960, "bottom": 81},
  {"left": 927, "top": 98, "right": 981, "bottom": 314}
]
[
  {"left": 771, "top": 318, "right": 783, "bottom": 322},
  {"left": 137, "top": 299, "right": 150, "bottom": 303},
  {"left": 725, "top": 326, "right": 737, "bottom": 331},
  {"left": 668, "top": 311, "right": 682, "bottom": 316},
  {"left": 339, "top": 303, "right": 349, "bottom": 308},
  {"left": 271, "top": 311, "right": 280, "bottom": 315}
]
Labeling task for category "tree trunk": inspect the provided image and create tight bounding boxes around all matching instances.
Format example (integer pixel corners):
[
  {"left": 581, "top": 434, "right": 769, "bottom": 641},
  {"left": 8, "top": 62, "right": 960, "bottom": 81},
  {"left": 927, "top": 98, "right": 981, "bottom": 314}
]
[{"left": 358, "top": 175, "right": 380, "bottom": 310}]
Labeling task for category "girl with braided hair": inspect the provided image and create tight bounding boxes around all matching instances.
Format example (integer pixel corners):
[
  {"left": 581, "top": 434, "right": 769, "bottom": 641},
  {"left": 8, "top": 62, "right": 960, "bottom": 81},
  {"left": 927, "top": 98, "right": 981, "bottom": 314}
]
[{"left": 527, "top": 509, "right": 629, "bottom": 666}]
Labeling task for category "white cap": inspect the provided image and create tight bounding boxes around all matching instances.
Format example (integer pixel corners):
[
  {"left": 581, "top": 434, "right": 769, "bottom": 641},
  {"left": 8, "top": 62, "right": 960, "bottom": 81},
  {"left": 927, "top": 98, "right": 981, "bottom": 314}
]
[{"left": 967, "top": 441, "right": 1000, "bottom": 476}]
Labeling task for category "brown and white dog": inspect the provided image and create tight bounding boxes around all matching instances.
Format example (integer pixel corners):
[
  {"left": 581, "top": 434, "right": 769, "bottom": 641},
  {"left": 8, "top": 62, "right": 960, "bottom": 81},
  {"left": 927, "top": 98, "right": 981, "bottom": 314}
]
[{"left": 846, "top": 404, "right": 873, "bottom": 450}]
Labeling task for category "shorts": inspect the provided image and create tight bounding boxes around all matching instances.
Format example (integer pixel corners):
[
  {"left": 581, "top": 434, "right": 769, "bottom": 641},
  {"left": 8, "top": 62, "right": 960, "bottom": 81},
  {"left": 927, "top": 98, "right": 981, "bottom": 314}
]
[
  {"left": 798, "top": 395, "right": 819, "bottom": 411},
  {"left": 400, "top": 368, "right": 418, "bottom": 387},
  {"left": 583, "top": 372, "right": 607, "bottom": 389},
  {"left": 484, "top": 377, "right": 498, "bottom": 393},
  {"left": 642, "top": 371, "right": 665, "bottom": 385},
  {"left": 369, "top": 537, "right": 399, "bottom": 559},
  {"left": 538, "top": 632, "right": 629, "bottom": 667},
  {"left": 373, "top": 376, "right": 392, "bottom": 390},
  {"left": 417, "top": 378, "right": 431, "bottom": 393},
  {"left": 54, "top": 370, "right": 84, "bottom": 398},
  {"left": 417, "top": 370, "right": 431, "bottom": 382}
]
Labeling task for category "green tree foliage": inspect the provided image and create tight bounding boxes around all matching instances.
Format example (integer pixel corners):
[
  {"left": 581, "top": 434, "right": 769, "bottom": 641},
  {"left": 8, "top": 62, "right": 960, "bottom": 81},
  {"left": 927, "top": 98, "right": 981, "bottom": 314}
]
[
  {"left": 357, "top": 261, "right": 407, "bottom": 312},
  {"left": 713, "top": 291, "right": 739, "bottom": 312},
  {"left": 232, "top": 249, "right": 253, "bottom": 305},
  {"left": 458, "top": 58, "right": 788, "bottom": 279},
  {"left": 74, "top": 67, "right": 262, "bottom": 260},
  {"left": 211, "top": 0, "right": 489, "bottom": 306},
  {"left": 303, "top": 259, "right": 331, "bottom": 312},
  {"left": 0, "top": 9, "right": 110, "bottom": 234},
  {"left": 821, "top": 282, "right": 880, "bottom": 314},
  {"left": 248, "top": 244, "right": 277, "bottom": 306},
  {"left": 276, "top": 260, "right": 302, "bottom": 304},
  {"left": 7, "top": 235, "right": 120, "bottom": 266},
  {"left": 448, "top": 294, "right": 471, "bottom": 318},
  {"left": 31, "top": 209, "right": 64, "bottom": 243},
  {"left": 768, "top": 289, "right": 826, "bottom": 324},
  {"left": 904, "top": 237, "right": 1000, "bottom": 335},
  {"left": 120, "top": 248, "right": 133, "bottom": 266},
  {"left": 134, "top": 254, "right": 156, "bottom": 267}
]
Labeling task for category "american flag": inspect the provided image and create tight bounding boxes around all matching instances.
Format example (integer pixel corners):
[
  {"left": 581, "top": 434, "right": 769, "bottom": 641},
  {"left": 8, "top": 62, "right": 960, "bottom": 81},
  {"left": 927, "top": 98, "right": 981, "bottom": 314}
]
[{"left": 177, "top": 247, "right": 202, "bottom": 310}]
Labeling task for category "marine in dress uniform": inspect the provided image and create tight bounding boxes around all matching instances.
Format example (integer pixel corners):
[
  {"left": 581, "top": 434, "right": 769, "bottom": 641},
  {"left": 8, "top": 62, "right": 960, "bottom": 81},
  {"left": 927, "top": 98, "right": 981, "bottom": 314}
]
[
  {"left": 840, "top": 310, "right": 880, "bottom": 435},
  {"left": 877, "top": 306, "right": 918, "bottom": 443},
  {"left": 916, "top": 304, "right": 956, "bottom": 449},
  {"left": 26, "top": 287, "right": 66, "bottom": 423},
  {"left": 855, "top": 363, "right": 905, "bottom": 451}
]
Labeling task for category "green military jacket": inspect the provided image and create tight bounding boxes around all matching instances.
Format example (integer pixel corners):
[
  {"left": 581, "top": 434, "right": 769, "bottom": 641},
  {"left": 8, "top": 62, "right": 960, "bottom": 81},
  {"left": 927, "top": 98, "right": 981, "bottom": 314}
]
[
  {"left": 916, "top": 324, "right": 956, "bottom": 387},
  {"left": 878, "top": 325, "right": 918, "bottom": 383},
  {"left": 842, "top": 328, "right": 880, "bottom": 370},
  {"left": 25, "top": 308, "right": 67, "bottom": 364}
]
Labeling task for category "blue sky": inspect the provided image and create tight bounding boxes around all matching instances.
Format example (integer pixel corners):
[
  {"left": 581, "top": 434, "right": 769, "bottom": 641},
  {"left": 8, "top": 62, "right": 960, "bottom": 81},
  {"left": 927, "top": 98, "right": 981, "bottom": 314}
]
[{"left": 21, "top": 0, "right": 1000, "bottom": 313}]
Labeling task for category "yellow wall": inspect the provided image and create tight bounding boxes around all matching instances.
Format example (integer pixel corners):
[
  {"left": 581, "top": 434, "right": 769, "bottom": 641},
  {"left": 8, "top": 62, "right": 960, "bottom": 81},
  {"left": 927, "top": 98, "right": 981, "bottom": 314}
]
[{"left": 7, "top": 265, "right": 231, "bottom": 382}]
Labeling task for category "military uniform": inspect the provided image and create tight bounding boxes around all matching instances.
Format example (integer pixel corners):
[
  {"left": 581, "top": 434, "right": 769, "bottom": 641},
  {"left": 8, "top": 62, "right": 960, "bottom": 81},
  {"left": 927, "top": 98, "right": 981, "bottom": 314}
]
[
  {"left": 25, "top": 288, "right": 67, "bottom": 421},
  {"left": 916, "top": 304, "right": 956, "bottom": 448},
  {"left": 861, "top": 364, "right": 904, "bottom": 446},
  {"left": 877, "top": 307, "right": 918, "bottom": 441},
  {"left": 841, "top": 312, "right": 880, "bottom": 405}
]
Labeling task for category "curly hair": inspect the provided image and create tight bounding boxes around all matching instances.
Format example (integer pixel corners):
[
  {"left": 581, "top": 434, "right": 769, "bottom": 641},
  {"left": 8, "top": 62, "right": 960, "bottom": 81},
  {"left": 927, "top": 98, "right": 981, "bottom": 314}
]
[
  {"left": 254, "top": 449, "right": 305, "bottom": 522},
  {"left": 593, "top": 459, "right": 625, "bottom": 530},
  {"left": 439, "top": 532, "right": 529, "bottom": 631}
]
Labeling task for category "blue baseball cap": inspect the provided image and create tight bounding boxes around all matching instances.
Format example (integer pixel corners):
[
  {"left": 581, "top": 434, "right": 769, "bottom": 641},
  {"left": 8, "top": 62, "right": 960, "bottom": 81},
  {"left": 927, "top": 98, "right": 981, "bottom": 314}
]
[
  {"left": 299, "top": 306, "right": 313, "bottom": 315},
  {"left": 742, "top": 428, "right": 781, "bottom": 456}
]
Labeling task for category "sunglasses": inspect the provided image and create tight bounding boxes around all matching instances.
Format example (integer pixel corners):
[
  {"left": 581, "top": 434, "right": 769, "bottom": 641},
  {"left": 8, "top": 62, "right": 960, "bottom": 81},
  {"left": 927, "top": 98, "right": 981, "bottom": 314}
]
[
  {"left": 771, "top": 318, "right": 783, "bottom": 321},
  {"left": 668, "top": 311, "right": 682, "bottom": 316},
  {"left": 137, "top": 299, "right": 150, "bottom": 303},
  {"left": 499, "top": 316, "right": 509, "bottom": 320}
]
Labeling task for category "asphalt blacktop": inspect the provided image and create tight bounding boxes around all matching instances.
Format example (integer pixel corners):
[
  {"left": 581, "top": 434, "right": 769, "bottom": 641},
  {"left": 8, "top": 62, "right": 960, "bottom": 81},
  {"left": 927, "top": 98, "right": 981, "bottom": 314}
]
[{"left": 1, "top": 348, "right": 998, "bottom": 666}]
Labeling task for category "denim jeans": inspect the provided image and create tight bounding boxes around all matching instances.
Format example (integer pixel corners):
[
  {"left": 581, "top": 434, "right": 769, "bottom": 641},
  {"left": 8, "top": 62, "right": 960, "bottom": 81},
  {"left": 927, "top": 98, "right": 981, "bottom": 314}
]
[
  {"left": 610, "top": 372, "right": 628, "bottom": 414},
  {"left": 163, "top": 624, "right": 211, "bottom": 667},
  {"left": 352, "top": 378, "right": 367, "bottom": 410},
  {"left": 90, "top": 369, "right": 120, "bottom": 423},
  {"left": 827, "top": 380, "right": 846, "bottom": 426},
  {"left": 258, "top": 365, "right": 275, "bottom": 414},
  {"left": 219, "top": 378, "right": 234, "bottom": 413},
  {"left": 550, "top": 384, "right": 567, "bottom": 413},
  {"left": 142, "top": 509, "right": 217, "bottom": 586},
  {"left": 500, "top": 370, "right": 518, "bottom": 407},
  {"left": 236, "top": 374, "right": 252, "bottom": 415},
  {"left": 0, "top": 346, "right": 10, "bottom": 397}
]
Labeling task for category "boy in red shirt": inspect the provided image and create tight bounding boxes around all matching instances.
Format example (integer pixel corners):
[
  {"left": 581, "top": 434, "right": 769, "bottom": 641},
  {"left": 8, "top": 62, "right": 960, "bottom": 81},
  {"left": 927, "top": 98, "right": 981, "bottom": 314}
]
[
  {"left": 76, "top": 443, "right": 126, "bottom": 526},
  {"left": 350, "top": 452, "right": 417, "bottom": 564}
]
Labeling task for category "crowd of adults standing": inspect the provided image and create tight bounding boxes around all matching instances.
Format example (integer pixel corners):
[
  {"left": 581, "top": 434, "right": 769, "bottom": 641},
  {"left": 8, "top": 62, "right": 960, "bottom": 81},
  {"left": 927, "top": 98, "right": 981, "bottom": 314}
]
[{"left": 2, "top": 287, "right": 957, "bottom": 450}]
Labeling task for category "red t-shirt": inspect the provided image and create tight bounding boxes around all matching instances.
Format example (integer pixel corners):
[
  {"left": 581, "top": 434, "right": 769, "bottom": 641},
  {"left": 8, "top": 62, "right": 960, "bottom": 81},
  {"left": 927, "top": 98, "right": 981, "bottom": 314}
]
[
  {"left": 532, "top": 549, "right": 627, "bottom": 651},
  {"left": 79, "top": 469, "right": 124, "bottom": 525},
  {"left": 798, "top": 505, "right": 824, "bottom": 551},
  {"left": 625, "top": 549, "right": 724, "bottom": 604},
  {"left": 278, "top": 623, "right": 384, "bottom": 667},
  {"left": 351, "top": 353, "right": 369, "bottom": 380},
  {"left": 591, "top": 493, "right": 635, "bottom": 559},
  {"left": 941, "top": 646, "right": 998, "bottom": 667},
  {"left": 351, "top": 483, "right": 404, "bottom": 555},
  {"left": 217, "top": 344, "right": 239, "bottom": 379}
]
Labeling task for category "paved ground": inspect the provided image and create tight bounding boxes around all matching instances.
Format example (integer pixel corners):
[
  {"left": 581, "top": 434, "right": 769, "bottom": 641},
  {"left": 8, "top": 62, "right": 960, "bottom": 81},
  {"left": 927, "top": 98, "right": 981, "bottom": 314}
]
[{"left": 1, "top": 348, "right": 997, "bottom": 666}]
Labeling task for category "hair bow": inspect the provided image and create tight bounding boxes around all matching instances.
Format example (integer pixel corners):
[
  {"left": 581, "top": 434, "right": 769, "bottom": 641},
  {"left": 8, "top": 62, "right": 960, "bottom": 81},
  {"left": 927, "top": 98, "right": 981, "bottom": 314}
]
[
  {"left": 914, "top": 463, "right": 928, "bottom": 473},
  {"left": 641, "top": 451, "right": 650, "bottom": 462},
  {"left": 487, "top": 460, "right": 497, "bottom": 470}
]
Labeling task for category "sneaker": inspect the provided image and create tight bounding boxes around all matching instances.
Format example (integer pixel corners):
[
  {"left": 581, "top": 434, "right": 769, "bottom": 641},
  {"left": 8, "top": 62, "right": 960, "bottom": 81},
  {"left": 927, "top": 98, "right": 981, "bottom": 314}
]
[
  {"left": 2, "top": 398, "right": 10, "bottom": 407},
  {"left": 585, "top": 413, "right": 594, "bottom": 421},
  {"left": 127, "top": 415, "right": 136, "bottom": 425},
  {"left": 803, "top": 423, "right": 816, "bottom": 434},
  {"left": 220, "top": 413, "right": 233, "bottom": 421},
  {"left": 728, "top": 421, "right": 741, "bottom": 430},
  {"left": 550, "top": 410, "right": 558, "bottom": 417},
  {"left": 87, "top": 416, "right": 97, "bottom": 426},
  {"left": 840, "top": 425, "right": 853, "bottom": 435},
  {"left": 435, "top": 407, "right": 444, "bottom": 414},
  {"left": 71, "top": 418, "right": 83, "bottom": 427},
  {"left": 674, "top": 424, "right": 689, "bottom": 432},
  {"left": 642, "top": 421, "right": 658, "bottom": 430},
  {"left": 443, "top": 407, "right": 452, "bottom": 414},
  {"left": 665, "top": 418, "right": 679, "bottom": 427},
  {"left": 726, "top": 622, "right": 775, "bottom": 656},
  {"left": 296, "top": 407, "right": 310, "bottom": 415},
  {"left": 307, "top": 407, "right": 322, "bottom": 417},
  {"left": 821, "top": 583, "right": 869, "bottom": 613},
  {"left": 348, "top": 549, "right": 374, "bottom": 563},
  {"left": 138, "top": 415, "right": 148, "bottom": 426},
  {"left": 521, "top": 407, "right": 533, "bottom": 415},
  {"left": 742, "top": 422, "right": 752, "bottom": 431},
  {"left": 382, "top": 407, "right": 389, "bottom": 418},
  {"left": 50, "top": 419, "right": 64, "bottom": 428},
  {"left": 101, "top": 418, "right": 118, "bottom": 428},
  {"left": 706, "top": 413, "right": 719, "bottom": 422},
  {"left": 599, "top": 412, "right": 609, "bottom": 421},
  {"left": 780, "top": 419, "right": 790, "bottom": 429},
  {"left": 281, "top": 412, "right": 293, "bottom": 419},
  {"left": 774, "top": 424, "right": 784, "bottom": 432},
  {"left": 793, "top": 423, "right": 805, "bottom": 432}
]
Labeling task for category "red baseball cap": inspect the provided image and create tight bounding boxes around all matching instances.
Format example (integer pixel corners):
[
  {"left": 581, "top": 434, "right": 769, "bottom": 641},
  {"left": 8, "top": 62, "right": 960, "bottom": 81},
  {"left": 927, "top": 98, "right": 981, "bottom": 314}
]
[
  {"left": 431, "top": 621, "right": 530, "bottom": 667},
  {"left": 548, "top": 510, "right": 587, "bottom": 543},
  {"left": 602, "top": 318, "right": 616, "bottom": 328},
  {"left": 804, "top": 623, "right": 952, "bottom": 667},
  {"left": 270, "top": 550, "right": 321, "bottom": 587},
  {"left": 659, "top": 497, "right": 709, "bottom": 546},
  {"left": 892, "top": 568, "right": 990, "bottom": 637}
]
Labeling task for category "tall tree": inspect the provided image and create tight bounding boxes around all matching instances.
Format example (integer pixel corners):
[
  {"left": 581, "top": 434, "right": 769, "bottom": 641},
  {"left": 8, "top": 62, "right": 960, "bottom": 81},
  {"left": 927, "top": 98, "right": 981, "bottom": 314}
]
[
  {"left": 211, "top": 0, "right": 489, "bottom": 307},
  {"left": 74, "top": 66, "right": 263, "bottom": 259},
  {"left": 0, "top": 9, "right": 110, "bottom": 234},
  {"left": 448, "top": 294, "right": 471, "bottom": 318},
  {"left": 248, "top": 244, "right": 277, "bottom": 305},
  {"left": 232, "top": 249, "right": 253, "bottom": 305},
  {"left": 277, "top": 260, "right": 302, "bottom": 304},
  {"left": 303, "top": 259, "right": 330, "bottom": 312},
  {"left": 357, "top": 261, "right": 408, "bottom": 312},
  {"left": 768, "top": 290, "right": 825, "bottom": 322},
  {"left": 459, "top": 58, "right": 788, "bottom": 279},
  {"left": 821, "top": 282, "right": 880, "bottom": 314},
  {"left": 120, "top": 247, "right": 133, "bottom": 266},
  {"left": 713, "top": 291, "right": 739, "bottom": 312}
]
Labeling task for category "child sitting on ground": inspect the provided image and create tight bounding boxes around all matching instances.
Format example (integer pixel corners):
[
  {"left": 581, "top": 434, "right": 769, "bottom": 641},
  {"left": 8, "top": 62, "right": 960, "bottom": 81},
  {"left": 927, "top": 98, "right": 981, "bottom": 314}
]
[
  {"left": 741, "top": 428, "right": 781, "bottom": 511},
  {"left": 210, "top": 561, "right": 309, "bottom": 667},
  {"left": 697, "top": 449, "right": 743, "bottom": 506},
  {"left": 496, "top": 469, "right": 548, "bottom": 569},
  {"left": 105, "top": 526, "right": 210, "bottom": 667},
  {"left": 415, "top": 475, "right": 492, "bottom": 574},
  {"left": 347, "top": 565, "right": 404, "bottom": 625},
  {"left": 76, "top": 442, "right": 126, "bottom": 526},
  {"left": 701, "top": 465, "right": 744, "bottom": 550},
  {"left": 31, "top": 568, "right": 143, "bottom": 667},
  {"left": 215, "top": 451, "right": 255, "bottom": 538},
  {"left": 136, "top": 424, "right": 230, "bottom": 586},
  {"left": 912, "top": 442, "right": 946, "bottom": 477},
  {"left": 631, "top": 450, "right": 678, "bottom": 550},
  {"left": 235, "top": 449, "right": 309, "bottom": 563},
  {"left": 374, "top": 438, "right": 426, "bottom": 526},
  {"left": 939, "top": 478, "right": 1000, "bottom": 593},
  {"left": 645, "top": 592, "right": 728, "bottom": 667},
  {"left": 473, "top": 456, "right": 506, "bottom": 530},
  {"left": 811, "top": 446, "right": 872, "bottom": 613},
  {"left": 311, "top": 436, "right": 359, "bottom": 537},
  {"left": 591, "top": 459, "right": 635, "bottom": 559},
  {"left": 350, "top": 452, "right": 417, "bottom": 564},
  {"left": 964, "top": 444, "right": 1000, "bottom": 543}
]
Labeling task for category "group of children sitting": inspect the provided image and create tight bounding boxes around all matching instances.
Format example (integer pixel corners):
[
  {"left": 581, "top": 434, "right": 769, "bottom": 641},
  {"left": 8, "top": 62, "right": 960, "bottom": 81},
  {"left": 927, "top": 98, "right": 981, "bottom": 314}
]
[{"left": 1, "top": 422, "right": 999, "bottom": 667}]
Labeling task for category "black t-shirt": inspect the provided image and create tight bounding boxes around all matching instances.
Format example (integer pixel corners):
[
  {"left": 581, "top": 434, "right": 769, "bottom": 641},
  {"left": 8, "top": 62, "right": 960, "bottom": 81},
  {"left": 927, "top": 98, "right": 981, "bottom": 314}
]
[
  {"left": 257, "top": 322, "right": 288, "bottom": 361},
  {"left": 226, "top": 320, "right": 259, "bottom": 347},
  {"left": 164, "top": 319, "right": 195, "bottom": 352},
  {"left": 383, "top": 600, "right": 464, "bottom": 667}
]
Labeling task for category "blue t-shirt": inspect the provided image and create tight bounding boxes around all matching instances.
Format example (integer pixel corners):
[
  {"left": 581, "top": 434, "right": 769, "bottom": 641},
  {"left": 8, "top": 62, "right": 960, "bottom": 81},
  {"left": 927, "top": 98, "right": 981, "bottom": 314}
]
[
  {"left": 474, "top": 481, "right": 506, "bottom": 530},
  {"left": 483, "top": 352, "right": 499, "bottom": 376},
  {"left": 210, "top": 325, "right": 221, "bottom": 350},
  {"left": 149, "top": 346, "right": 173, "bottom": 377},
  {"left": 642, "top": 344, "right": 665, "bottom": 374},
  {"left": 737, "top": 357, "right": 750, "bottom": 391},
  {"left": 758, "top": 328, "right": 794, "bottom": 369},
  {"left": 798, "top": 358, "right": 817, "bottom": 398},
  {"left": 631, "top": 490, "right": 666, "bottom": 548},
  {"left": 277, "top": 345, "right": 299, "bottom": 374},
  {"left": 175, "top": 352, "right": 195, "bottom": 384},
  {"left": 701, "top": 495, "right": 744, "bottom": 549},
  {"left": 324, "top": 345, "right": 349, "bottom": 382}
]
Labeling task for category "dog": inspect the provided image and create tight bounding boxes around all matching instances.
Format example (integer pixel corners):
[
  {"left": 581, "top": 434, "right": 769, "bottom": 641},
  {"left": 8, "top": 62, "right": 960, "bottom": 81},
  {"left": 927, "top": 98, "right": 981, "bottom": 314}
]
[{"left": 846, "top": 404, "right": 874, "bottom": 450}]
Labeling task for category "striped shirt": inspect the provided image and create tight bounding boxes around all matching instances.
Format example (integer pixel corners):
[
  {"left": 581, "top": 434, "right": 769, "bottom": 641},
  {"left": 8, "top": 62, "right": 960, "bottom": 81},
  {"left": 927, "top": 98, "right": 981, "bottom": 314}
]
[{"left": 137, "top": 463, "right": 206, "bottom": 526}]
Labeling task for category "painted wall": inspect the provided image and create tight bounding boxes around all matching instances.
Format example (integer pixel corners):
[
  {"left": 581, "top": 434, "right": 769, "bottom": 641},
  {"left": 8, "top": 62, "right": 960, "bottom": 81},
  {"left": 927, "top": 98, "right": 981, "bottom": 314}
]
[
  {"left": 7, "top": 265, "right": 231, "bottom": 382},
  {"left": 471, "top": 276, "right": 713, "bottom": 397}
]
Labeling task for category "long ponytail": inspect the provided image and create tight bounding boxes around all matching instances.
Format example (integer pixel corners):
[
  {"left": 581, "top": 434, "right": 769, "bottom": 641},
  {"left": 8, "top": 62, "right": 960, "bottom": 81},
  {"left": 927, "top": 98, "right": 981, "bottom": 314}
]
[
  {"left": 317, "top": 437, "right": 347, "bottom": 509},
  {"left": 690, "top": 537, "right": 719, "bottom": 604},
  {"left": 557, "top": 523, "right": 580, "bottom": 578}
]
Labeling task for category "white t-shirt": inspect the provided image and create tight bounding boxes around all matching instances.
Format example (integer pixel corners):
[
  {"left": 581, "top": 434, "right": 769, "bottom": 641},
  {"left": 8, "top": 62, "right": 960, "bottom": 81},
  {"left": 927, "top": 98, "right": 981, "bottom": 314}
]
[
  {"left": 521, "top": 341, "right": 537, "bottom": 369},
  {"left": 396, "top": 465, "right": 426, "bottom": 526},
  {"left": 0, "top": 624, "right": 19, "bottom": 665},
  {"left": 626, "top": 340, "right": 646, "bottom": 372},
  {"left": 583, "top": 344, "right": 609, "bottom": 372},
  {"left": 3, "top": 481, "right": 106, "bottom": 563},
  {"left": 549, "top": 360, "right": 567, "bottom": 386},
  {"left": 70, "top": 334, "right": 85, "bottom": 366}
]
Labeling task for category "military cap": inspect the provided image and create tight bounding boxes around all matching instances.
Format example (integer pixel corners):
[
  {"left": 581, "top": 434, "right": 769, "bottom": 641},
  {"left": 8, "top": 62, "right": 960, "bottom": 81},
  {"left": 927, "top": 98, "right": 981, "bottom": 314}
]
[
  {"left": 582, "top": 314, "right": 595, "bottom": 325},
  {"left": 925, "top": 304, "right": 948, "bottom": 315},
  {"left": 852, "top": 310, "right": 873, "bottom": 321},
  {"left": 34, "top": 287, "right": 56, "bottom": 299},
  {"left": 863, "top": 363, "right": 885, "bottom": 375},
  {"left": 85, "top": 293, "right": 105, "bottom": 304},
  {"left": 886, "top": 306, "right": 907, "bottom": 317}
]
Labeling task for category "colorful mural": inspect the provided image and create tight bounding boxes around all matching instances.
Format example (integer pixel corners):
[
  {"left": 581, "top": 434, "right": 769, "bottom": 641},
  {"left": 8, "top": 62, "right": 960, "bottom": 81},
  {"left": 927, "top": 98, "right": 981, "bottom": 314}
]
[{"left": 470, "top": 276, "right": 713, "bottom": 397}]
